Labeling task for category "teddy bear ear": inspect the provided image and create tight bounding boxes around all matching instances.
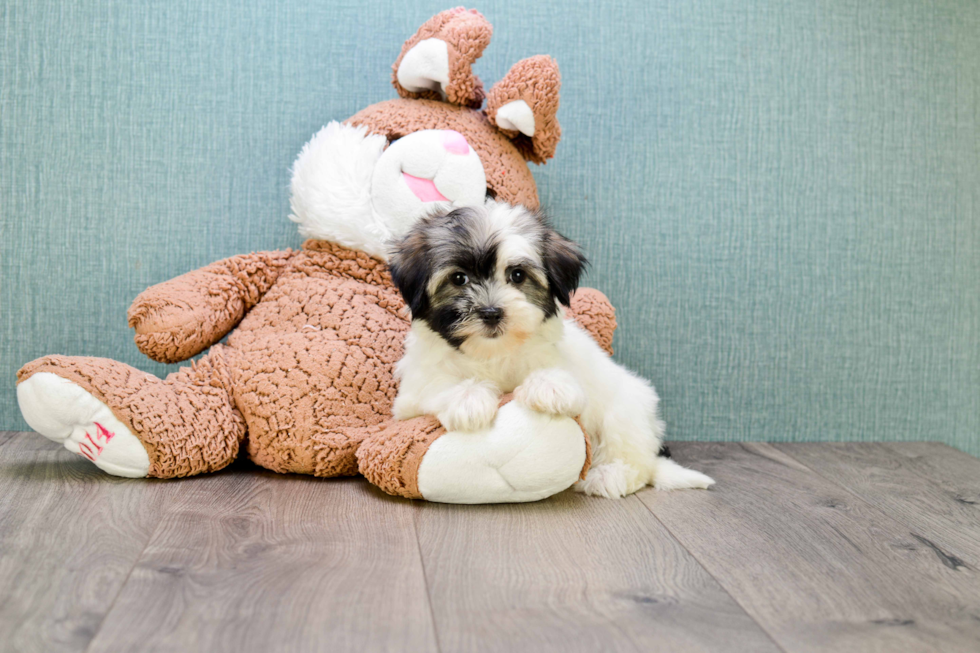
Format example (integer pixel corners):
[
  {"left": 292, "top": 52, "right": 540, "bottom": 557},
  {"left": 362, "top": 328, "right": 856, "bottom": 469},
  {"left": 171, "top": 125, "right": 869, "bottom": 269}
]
[
  {"left": 392, "top": 8, "right": 493, "bottom": 109},
  {"left": 485, "top": 55, "right": 562, "bottom": 164}
]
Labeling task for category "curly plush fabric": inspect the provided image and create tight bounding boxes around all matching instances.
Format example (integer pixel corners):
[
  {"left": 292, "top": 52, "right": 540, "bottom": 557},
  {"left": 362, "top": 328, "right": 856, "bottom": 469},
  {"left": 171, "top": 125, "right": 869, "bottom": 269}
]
[
  {"left": 357, "top": 414, "right": 445, "bottom": 499},
  {"left": 129, "top": 251, "right": 297, "bottom": 364},
  {"left": 392, "top": 7, "right": 492, "bottom": 108},
  {"left": 485, "top": 55, "right": 562, "bottom": 164},
  {"left": 568, "top": 288, "right": 617, "bottom": 356},
  {"left": 223, "top": 242, "right": 408, "bottom": 477}
]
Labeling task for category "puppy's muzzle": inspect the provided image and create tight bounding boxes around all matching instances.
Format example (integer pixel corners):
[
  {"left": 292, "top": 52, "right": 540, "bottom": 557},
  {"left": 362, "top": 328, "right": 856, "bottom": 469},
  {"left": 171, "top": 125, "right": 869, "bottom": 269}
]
[{"left": 477, "top": 307, "right": 504, "bottom": 327}]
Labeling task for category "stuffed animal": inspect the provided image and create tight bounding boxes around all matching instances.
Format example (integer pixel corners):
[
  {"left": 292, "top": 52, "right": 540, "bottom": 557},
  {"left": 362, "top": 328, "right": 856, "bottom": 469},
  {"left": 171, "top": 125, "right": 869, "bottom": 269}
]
[{"left": 15, "top": 7, "right": 617, "bottom": 504}]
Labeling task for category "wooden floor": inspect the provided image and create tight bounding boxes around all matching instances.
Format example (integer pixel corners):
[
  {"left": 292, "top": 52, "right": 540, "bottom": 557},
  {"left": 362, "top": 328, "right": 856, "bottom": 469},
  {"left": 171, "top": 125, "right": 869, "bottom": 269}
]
[{"left": 2, "top": 432, "right": 979, "bottom": 652}]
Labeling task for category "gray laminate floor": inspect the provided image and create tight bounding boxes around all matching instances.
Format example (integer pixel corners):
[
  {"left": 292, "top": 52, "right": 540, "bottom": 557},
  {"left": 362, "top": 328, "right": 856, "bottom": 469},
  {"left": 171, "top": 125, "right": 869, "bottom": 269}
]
[{"left": 1, "top": 431, "right": 978, "bottom": 653}]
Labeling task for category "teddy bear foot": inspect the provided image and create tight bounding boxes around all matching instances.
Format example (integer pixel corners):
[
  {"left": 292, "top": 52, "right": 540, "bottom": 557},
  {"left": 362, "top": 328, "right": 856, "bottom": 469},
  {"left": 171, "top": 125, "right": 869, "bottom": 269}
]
[
  {"left": 361, "top": 398, "right": 588, "bottom": 504},
  {"left": 416, "top": 400, "right": 587, "bottom": 503},
  {"left": 17, "top": 372, "right": 150, "bottom": 478}
]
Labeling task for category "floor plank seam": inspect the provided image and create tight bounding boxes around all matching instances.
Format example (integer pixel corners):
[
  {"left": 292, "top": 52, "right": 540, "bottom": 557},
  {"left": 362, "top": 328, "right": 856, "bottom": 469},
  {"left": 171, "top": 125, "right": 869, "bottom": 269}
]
[
  {"left": 881, "top": 442, "right": 980, "bottom": 489},
  {"left": 412, "top": 504, "right": 444, "bottom": 653},
  {"left": 80, "top": 490, "right": 172, "bottom": 653},
  {"left": 772, "top": 444, "right": 980, "bottom": 570},
  {"left": 634, "top": 485, "right": 791, "bottom": 653},
  {"left": 0, "top": 431, "right": 19, "bottom": 447},
  {"left": 587, "top": 503, "right": 652, "bottom": 653}
]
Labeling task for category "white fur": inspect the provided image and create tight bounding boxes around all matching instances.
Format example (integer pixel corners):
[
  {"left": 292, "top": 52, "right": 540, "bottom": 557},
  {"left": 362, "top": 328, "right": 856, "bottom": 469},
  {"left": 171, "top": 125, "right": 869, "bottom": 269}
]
[
  {"left": 513, "top": 368, "right": 586, "bottom": 417},
  {"left": 394, "top": 203, "right": 715, "bottom": 498},
  {"left": 289, "top": 122, "right": 487, "bottom": 260},
  {"left": 430, "top": 378, "right": 501, "bottom": 433},
  {"left": 289, "top": 122, "right": 390, "bottom": 258}
]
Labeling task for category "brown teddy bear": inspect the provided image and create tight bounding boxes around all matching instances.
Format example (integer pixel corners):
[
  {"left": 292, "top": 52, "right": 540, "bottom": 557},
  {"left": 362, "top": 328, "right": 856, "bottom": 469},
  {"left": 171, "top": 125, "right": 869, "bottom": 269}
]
[{"left": 15, "top": 8, "right": 617, "bottom": 504}]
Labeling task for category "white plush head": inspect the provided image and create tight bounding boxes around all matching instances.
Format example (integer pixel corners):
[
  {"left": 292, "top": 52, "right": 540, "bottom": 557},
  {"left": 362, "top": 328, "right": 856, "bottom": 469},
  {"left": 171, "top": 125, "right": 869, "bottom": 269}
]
[{"left": 289, "top": 121, "right": 487, "bottom": 260}]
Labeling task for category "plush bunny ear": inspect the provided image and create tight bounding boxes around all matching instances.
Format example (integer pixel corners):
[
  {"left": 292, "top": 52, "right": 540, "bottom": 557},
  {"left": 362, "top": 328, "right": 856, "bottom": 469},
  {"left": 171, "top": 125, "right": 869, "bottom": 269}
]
[
  {"left": 392, "top": 8, "right": 492, "bottom": 109},
  {"left": 485, "top": 55, "right": 562, "bottom": 164}
]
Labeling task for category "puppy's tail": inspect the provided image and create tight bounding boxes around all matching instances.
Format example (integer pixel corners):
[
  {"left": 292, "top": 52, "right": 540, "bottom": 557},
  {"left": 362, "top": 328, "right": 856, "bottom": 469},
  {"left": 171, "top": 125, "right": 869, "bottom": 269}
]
[{"left": 652, "top": 455, "right": 715, "bottom": 491}]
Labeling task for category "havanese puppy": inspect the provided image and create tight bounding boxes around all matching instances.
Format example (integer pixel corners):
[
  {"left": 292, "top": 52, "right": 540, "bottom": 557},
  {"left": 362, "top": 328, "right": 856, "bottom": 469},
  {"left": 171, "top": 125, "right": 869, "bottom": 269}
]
[{"left": 388, "top": 200, "right": 714, "bottom": 498}]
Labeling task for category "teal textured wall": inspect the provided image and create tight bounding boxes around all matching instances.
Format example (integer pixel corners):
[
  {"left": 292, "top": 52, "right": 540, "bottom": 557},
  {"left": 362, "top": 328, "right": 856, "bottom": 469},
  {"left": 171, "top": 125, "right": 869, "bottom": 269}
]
[{"left": 2, "top": 1, "right": 978, "bottom": 454}]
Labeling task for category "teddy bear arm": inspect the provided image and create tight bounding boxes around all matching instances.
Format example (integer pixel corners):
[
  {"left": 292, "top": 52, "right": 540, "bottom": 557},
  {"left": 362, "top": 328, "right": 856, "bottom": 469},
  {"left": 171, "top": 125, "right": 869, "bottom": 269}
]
[
  {"left": 127, "top": 250, "right": 295, "bottom": 364},
  {"left": 566, "top": 288, "right": 617, "bottom": 356}
]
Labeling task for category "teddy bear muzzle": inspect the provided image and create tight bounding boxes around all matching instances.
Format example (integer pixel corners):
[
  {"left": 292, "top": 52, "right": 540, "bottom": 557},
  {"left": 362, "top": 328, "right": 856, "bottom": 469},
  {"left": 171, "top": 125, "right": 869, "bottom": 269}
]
[{"left": 371, "top": 128, "right": 487, "bottom": 228}]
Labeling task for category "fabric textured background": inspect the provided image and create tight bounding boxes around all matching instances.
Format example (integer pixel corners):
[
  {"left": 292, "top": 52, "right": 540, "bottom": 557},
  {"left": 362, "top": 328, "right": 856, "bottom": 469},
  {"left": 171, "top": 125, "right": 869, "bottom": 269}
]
[{"left": 2, "top": 0, "right": 978, "bottom": 455}]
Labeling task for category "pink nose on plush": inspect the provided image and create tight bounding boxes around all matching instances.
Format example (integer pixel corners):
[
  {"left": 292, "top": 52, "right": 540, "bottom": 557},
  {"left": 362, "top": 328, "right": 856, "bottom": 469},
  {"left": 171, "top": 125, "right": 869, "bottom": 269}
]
[{"left": 442, "top": 130, "right": 470, "bottom": 155}]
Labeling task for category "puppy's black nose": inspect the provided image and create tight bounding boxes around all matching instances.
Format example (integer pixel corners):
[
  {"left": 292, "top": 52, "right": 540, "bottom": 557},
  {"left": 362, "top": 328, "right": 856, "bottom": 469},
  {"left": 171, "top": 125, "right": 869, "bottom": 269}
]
[{"left": 478, "top": 307, "right": 504, "bottom": 326}]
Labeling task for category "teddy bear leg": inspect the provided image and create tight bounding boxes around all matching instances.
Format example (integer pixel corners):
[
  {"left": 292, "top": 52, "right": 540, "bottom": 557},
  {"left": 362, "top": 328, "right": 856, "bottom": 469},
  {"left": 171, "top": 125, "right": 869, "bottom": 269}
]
[
  {"left": 358, "top": 399, "right": 590, "bottom": 504},
  {"left": 247, "top": 422, "right": 382, "bottom": 478},
  {"left": 302, "top": 425, "right": 386, "bottom": 478},
  {"left": 17, "top": 349, "right": 245, "bottom": 478}
]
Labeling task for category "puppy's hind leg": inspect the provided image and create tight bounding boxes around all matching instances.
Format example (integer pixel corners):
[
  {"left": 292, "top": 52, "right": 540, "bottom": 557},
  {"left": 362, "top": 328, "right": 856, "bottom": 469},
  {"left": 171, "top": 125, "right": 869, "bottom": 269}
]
[
  {"left": 569, "top": 357, "right": 662, "bottom": 498},
  {"left": 576, "top": 461, "right": 641, "bottom": 498},
  {"left": 573, "top": 364, "right": 713, "bottom": 494}
]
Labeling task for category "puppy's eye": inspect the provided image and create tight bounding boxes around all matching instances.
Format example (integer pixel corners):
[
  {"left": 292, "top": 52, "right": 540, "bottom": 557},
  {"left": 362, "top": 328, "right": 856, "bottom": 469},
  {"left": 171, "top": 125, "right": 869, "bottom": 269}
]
[
  {"left": 508, "top": 268, "right": 526, "bottom": 285},
  {"left": 450, "top": 272, "right": 469, "bottom": 287}
]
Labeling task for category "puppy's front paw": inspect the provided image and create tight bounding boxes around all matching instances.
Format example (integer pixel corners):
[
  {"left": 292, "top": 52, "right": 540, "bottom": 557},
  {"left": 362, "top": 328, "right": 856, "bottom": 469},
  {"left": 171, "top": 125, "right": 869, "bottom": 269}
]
[
  {"left": 435, "top": 380, "right": 500, "bottom": 432},
  {"left": 392, "top": 395, "right": 421, "bottom": 421},
  {"left": 514, "top": 369, "right": 586, "bottom": 417}
]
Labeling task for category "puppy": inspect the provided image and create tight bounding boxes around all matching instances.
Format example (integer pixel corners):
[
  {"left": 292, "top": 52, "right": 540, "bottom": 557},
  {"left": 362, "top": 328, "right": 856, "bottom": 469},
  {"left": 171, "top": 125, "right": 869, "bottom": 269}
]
[{"left": 388, "top": 201, "right": 714, "bottom": 497}]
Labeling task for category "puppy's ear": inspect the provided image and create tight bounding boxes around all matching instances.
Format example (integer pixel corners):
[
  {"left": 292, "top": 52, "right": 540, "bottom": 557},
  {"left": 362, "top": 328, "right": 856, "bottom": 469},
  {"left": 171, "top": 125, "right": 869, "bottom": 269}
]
[
  {"left": 542, "top": 229, "right": 587, "bottom": 307},
  {"left": 388, "top": 228, "right": 433, "bottom": 318}
]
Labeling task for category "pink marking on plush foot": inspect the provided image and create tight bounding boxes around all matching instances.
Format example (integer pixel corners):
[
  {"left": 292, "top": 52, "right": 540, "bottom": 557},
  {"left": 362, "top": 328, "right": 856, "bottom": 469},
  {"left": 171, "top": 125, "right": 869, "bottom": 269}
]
[
  {"left": 78, "top": 441, "right": 97, "bottom": 461},
  {"left": 77, "top": 422, "right": 116, "bottom": 461},
  {"left": 94, "top": 422, "right": 115, "bottom": 443},
  {"left": 403, "top": 172, "right": 449, "bottom": 202},
  {"left": 442, "top": 130, "right": 470, "bottom": 155},
  {"left": 84, "top": 431, "right": 104, "bottom": 455}
]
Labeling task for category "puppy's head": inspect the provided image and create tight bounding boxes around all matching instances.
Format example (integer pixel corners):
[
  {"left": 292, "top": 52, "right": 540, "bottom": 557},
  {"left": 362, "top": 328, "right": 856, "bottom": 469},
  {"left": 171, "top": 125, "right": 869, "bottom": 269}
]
[{"left": 389, "top": 201, "right": 587, "bottom": 354}]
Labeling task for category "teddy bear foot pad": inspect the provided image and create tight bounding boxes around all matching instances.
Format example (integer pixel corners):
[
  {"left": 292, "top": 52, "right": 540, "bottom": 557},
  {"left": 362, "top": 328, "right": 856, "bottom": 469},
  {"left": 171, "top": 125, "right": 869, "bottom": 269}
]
[
  {"left": 415, "top": 401, "right": 587, "bottom": 504},
  {"left": 17, "top": 372, "right": 151, "bottom": 478}
]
